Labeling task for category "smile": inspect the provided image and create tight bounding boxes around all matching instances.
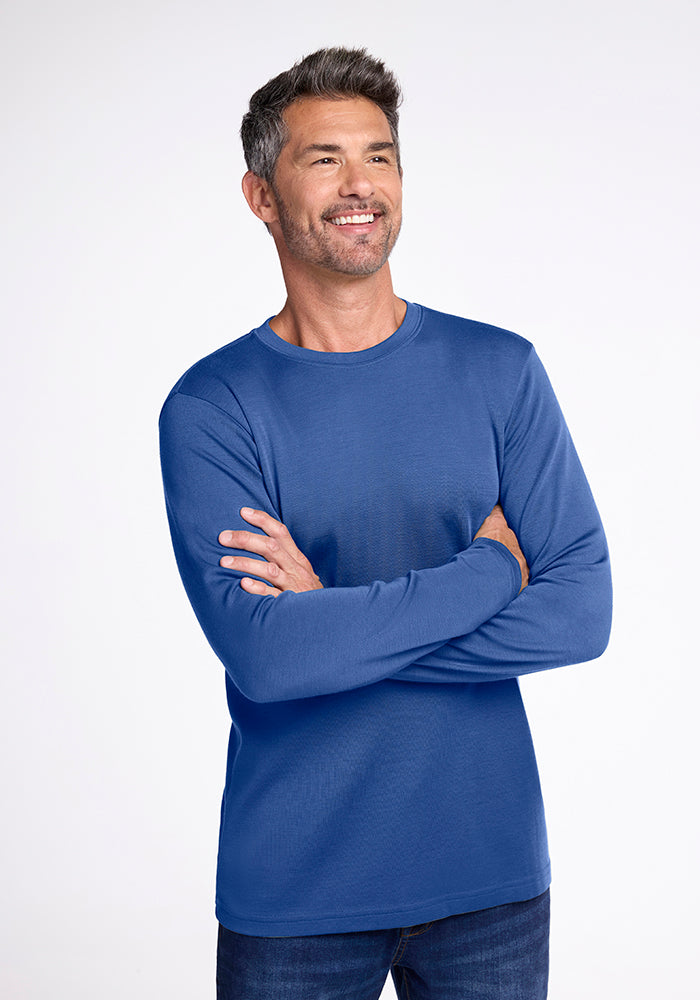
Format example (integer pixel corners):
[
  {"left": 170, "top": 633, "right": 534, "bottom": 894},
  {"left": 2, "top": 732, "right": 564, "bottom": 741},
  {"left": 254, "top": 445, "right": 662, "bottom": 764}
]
[{"left": 327, "top": 213, "right": 376, "bottom": 226}]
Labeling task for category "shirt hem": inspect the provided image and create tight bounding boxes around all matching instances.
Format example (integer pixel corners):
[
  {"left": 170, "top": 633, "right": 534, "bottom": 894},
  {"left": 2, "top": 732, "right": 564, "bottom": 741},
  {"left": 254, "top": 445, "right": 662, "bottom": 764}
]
[{"left": 215, "top": 865, "right": 551, "bottom": 937}]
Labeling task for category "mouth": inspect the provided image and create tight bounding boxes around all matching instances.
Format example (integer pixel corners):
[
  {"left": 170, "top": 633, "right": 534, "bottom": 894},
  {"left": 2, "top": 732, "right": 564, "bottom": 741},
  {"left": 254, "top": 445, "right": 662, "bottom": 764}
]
[
  {"left": 323, "top": 205, "right": 385, "bottom": 232},
  {"left": 326, "top": 212, "right": 379, "bottom": 226}
]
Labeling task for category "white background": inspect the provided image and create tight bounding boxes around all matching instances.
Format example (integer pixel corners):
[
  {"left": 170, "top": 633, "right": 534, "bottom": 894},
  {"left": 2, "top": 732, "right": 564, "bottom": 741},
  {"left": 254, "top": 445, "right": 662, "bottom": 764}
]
[{"left": 2, "top": 1, "right": 698, "bottom": 997}]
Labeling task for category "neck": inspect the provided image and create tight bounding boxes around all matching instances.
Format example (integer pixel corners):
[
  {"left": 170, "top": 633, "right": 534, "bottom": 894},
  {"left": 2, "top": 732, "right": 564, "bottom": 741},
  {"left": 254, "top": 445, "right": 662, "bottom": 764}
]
[{"left": 269, "top": 260, "right": 406, "bottom": 353}]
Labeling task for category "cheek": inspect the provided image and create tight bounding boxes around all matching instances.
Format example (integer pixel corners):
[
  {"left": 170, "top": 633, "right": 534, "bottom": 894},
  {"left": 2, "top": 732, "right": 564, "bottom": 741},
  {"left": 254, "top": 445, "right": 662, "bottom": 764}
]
[{"left": 381, "top": 182, "right": 402, "bottom": 215}]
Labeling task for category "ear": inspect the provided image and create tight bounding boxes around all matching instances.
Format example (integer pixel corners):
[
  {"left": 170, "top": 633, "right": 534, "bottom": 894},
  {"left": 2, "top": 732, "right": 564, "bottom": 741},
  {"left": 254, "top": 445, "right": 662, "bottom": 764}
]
[{"left": 241, "top": 171, "right": 278, "bottom": 226}]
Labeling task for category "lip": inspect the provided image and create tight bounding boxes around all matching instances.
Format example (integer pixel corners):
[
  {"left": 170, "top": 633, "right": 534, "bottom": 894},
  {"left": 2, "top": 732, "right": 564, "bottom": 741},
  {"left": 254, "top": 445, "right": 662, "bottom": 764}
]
[{"left": 324, "top": 212, "right": 383, "bottom": 233}]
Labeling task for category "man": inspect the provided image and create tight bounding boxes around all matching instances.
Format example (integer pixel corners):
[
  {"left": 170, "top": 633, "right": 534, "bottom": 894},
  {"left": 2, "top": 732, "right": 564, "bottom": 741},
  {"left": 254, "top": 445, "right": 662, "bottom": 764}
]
[{"left": 159, "top": 47, "right": 612, "bottom": 1000}]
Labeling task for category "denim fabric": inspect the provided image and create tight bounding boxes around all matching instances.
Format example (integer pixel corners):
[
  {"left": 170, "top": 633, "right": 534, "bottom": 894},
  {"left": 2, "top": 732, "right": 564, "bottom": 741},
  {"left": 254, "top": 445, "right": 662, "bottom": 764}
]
[{"left": 216, "top": 889, "right": 549, "bottom": 999}]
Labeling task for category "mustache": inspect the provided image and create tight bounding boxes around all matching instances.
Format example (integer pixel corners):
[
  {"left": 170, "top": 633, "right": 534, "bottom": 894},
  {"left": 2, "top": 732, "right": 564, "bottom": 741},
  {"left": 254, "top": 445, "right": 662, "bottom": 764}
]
[{"left": 323, "top": 201, "right": 388, "bottom": 218}]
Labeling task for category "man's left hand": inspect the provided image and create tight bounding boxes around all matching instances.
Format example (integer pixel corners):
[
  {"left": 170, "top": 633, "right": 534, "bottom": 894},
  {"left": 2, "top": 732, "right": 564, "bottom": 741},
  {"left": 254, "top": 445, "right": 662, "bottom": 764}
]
[{"left": 219, "top": 507, "right": 324, "bottom": 598}]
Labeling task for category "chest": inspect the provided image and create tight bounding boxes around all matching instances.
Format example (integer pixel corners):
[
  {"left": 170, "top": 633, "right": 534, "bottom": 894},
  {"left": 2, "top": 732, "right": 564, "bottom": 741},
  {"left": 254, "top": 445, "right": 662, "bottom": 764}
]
[{"left": 243, "top": 362, "right": 503, "bottom": 585}]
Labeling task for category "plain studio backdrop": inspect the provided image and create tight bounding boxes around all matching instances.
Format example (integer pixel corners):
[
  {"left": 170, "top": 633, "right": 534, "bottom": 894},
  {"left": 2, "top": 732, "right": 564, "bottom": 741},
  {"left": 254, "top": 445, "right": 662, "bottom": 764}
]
[{"left": 2, "top": 1, "right": 697, "bottom": 997}]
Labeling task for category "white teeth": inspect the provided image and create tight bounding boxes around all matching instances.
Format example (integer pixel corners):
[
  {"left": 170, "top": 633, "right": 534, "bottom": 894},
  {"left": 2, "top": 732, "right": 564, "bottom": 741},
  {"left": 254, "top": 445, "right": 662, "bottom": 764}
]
[{"left": 329, "top": 213, "right": 375, "bottom": 226}]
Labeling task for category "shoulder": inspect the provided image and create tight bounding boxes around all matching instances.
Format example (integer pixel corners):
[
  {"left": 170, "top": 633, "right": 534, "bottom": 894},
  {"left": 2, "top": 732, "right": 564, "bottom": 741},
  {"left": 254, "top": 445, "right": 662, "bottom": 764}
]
[
  {"left": 415, "top": 303, "right": 536, "bottom": 394},
  {"left": 418, "top": 304, "right": 533, "bottom": 359},
  {"left": 160, "top": 325, "right": 270, "bottom": 427}
]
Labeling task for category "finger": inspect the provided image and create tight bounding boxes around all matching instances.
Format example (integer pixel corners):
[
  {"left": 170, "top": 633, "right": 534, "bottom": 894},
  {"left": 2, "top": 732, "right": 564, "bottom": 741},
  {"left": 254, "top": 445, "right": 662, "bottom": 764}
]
[
  {"left": 219, "top": 509, "right": 286, "bottom": 549},
  {"left": 218, "top": 529, "right": 279, "bottom": 560},
  {"left": 219, "top": 531, "right": 307, "bottom": 596},
  {"left": 239, "top": 507, "right": 286, "bottom": 534},
  {"left": 240, "top": 576, "right": 281, "bottom": 598},
  {"left": 219, "top": 554, "right": 282, "bottom": 584},
  {"left": 239, "top": 507, "right": 310, "bottom": 565}
]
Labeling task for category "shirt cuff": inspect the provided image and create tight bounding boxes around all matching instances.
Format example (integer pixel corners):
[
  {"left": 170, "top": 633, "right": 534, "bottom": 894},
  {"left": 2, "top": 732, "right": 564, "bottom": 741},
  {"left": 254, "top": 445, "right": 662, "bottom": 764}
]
[{"left": 471, "top": 537, "right": 522, "bottom": 601}]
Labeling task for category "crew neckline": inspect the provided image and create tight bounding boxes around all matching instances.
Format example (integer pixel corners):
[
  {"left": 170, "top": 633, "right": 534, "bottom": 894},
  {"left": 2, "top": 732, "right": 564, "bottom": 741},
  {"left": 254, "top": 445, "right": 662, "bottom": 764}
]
[{"left": 252, "top": 300, "right": 422, "bottom": 365}]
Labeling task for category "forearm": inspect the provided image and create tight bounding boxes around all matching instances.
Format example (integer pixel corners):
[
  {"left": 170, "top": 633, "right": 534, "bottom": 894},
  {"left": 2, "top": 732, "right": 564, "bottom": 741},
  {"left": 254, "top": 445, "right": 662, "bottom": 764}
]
[
  {"left": 169, "top": 519, "right": 520, "bottom": 702},
  {"left": 161, "top": 391, "right": 522, "bottom": 703},
  {"left": 394, "top": 545, "right": 612, "bottom": 684}
]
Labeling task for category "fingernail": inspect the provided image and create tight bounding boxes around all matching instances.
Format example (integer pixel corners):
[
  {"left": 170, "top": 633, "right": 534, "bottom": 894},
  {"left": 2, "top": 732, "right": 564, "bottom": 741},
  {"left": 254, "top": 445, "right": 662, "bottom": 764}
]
[
  {"left": 221, "top": 556, "right": 235, "bottom": 567},
  {"left": 240, "top": 507, "right": 253, "bottom": 516}
]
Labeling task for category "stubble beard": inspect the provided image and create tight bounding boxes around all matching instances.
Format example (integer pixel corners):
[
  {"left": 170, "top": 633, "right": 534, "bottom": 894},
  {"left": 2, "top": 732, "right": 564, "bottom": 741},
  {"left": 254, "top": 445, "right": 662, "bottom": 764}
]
[{"left": 272, "top": 187, "right": 402, "bottom": 277}]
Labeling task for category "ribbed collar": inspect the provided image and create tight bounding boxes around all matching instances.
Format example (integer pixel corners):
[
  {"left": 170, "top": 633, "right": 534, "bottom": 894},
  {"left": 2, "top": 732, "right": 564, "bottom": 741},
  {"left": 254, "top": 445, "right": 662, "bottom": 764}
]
[{"left": 252, "top": 300, "right": 422, "bottom": 366}]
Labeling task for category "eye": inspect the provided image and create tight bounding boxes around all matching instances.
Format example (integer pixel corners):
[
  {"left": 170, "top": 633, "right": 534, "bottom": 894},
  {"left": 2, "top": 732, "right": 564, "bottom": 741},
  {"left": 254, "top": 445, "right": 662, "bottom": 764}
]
[{"left": 313, "top": 157, "right": 336, "bottom": 165}]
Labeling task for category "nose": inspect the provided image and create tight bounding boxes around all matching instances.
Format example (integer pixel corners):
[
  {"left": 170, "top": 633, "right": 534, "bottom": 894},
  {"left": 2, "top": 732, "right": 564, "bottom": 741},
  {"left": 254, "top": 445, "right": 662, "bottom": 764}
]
[{"left": 338, "top": 159, "right": 374, "bottom": 200}]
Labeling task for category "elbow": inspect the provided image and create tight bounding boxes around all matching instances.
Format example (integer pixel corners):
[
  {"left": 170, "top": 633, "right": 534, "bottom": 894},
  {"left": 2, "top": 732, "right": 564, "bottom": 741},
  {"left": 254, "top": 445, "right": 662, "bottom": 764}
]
[
  {"left": 569, "top": 576, "right": 613, "bottom": 664},
  {"left": 557, "top": 610, "right": 610, "bottom": 667},
  {"left": 216, "top": 637, "right": 313, "bottom": 704},
  {"left": 579, "top": 612, "right": 611, "bottom": 662},
  {"left": 201, "top": 594, "right": 306, "bottom": 703},
  {"left": 233, "top": 670, "right": 294, "bottom": 704},
  {"left": 217, "top": 646, "right": 296, "bottom": 704},
  {"left": 235, "top": 681, "right": 278, "bottom": 704}
]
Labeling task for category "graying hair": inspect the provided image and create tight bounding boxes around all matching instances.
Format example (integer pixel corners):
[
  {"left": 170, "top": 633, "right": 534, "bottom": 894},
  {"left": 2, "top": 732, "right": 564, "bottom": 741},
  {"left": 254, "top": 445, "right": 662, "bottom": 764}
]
[{"left": 240, "top": 47, "right": 403, "bottom": 183}]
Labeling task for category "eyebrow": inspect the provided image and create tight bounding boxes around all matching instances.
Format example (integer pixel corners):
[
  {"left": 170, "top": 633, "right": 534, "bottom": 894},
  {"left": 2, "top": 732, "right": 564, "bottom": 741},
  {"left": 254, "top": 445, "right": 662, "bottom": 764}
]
[{"left": 299, "top": 141, "right": 396, "bottom": 157}]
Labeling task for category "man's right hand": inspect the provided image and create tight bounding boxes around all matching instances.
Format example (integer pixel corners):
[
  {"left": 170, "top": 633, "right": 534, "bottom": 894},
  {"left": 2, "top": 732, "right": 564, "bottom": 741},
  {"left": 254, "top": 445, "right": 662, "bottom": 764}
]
[{"left": 474, "top": 504, "right": 529, "bottom": 592}]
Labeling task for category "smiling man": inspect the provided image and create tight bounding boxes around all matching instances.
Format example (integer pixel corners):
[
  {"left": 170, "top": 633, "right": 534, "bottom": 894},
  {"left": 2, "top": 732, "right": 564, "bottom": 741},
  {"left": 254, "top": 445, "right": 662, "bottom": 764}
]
[{"left": 159, "top": 47, "right": 612, "bottom": 1000}]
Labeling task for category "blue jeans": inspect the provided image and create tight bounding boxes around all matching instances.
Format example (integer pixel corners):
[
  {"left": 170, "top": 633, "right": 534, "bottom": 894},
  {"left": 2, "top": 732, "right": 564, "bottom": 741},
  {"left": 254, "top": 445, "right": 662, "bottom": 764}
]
[{"left": 216, "top": 889, "right": 549, "bottom": 999}]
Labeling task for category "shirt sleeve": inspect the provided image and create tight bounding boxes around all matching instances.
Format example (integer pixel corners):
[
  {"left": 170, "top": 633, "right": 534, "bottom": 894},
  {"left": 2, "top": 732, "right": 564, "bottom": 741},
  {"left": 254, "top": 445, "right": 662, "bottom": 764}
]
[
  {"left": 159, "top": 390, "right": 522, "bottom": 703},
  {"left": 393, "top": 347, "right": 612, "bottom": 685}
]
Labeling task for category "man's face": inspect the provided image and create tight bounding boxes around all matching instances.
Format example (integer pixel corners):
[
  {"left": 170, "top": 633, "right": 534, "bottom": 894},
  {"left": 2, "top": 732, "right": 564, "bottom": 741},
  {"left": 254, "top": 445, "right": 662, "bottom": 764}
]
[{"left": 268, "top": 96, "right": 403, "bottom": 277}]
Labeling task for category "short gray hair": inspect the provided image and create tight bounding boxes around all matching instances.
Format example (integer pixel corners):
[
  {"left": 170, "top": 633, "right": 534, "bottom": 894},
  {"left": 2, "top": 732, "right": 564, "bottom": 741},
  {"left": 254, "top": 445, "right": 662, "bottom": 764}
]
[{"left": 240, "top": 47, "right": 403, "bottom": 183}]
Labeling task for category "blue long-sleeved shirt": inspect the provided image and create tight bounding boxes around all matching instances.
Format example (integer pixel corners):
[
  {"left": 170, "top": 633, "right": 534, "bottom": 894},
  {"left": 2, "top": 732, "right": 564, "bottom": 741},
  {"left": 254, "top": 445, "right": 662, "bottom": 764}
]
[{"left": 159, "top": 301, "right": 612, "bottom": 936}]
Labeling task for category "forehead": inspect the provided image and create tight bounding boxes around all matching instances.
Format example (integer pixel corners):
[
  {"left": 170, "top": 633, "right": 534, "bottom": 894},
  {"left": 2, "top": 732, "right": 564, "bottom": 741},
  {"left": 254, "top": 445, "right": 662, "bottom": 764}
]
[{"left": 282, "top": 96, "right": 393, "bottom": 151}]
